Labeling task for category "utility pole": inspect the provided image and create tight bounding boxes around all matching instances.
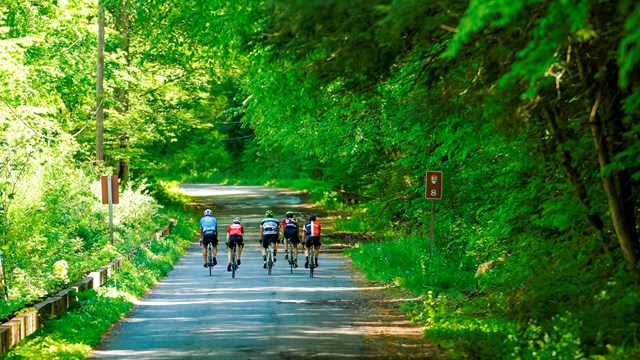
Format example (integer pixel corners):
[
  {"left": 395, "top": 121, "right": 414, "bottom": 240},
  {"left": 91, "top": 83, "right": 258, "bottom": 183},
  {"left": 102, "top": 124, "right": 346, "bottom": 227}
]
[{"left": 96, "top": 2, "right": 105, "bottom": 162}]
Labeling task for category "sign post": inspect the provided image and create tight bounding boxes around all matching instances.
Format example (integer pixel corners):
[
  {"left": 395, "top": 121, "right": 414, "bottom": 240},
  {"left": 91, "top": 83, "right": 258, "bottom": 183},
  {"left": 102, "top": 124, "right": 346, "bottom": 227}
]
[
  {"left": 101, "top": 176, "right": 119, "bottom": 244},
  {"left": 425, "top": 171, "right": 443, "bottom": 253}
]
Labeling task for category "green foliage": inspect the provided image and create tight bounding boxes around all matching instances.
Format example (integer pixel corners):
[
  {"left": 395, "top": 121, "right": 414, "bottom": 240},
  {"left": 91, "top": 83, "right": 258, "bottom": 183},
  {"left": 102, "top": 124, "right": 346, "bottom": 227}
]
[
  {"left": 619, "top": 1, "right": 640, "bottom": 88},
  {"left": 2, "top": 0, "right": 640, "bottom": 358}
]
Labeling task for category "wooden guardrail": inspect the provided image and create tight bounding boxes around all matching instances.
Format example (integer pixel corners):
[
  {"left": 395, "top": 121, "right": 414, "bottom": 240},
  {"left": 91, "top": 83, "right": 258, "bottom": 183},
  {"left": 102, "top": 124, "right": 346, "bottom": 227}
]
[{"left": 0, "top": 219, "right": 175, "bottom": 355}]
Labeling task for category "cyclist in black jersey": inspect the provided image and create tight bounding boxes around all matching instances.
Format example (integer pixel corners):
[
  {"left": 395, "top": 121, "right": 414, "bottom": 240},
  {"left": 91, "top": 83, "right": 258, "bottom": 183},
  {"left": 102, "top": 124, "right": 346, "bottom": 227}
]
[{"left": 281, "top": 211, "right": 300, "bottom": 268}]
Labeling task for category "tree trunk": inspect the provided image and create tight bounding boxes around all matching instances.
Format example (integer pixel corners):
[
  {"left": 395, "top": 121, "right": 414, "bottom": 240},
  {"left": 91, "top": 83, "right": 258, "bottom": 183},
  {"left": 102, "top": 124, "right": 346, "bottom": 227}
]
[
  {"left": 0, "top": 258, "right": 6, "bottom": 300},
  {"left": 589, "top": 85, "right": 640, "bottom": 282},
  {"left": 542, "top": 107, "right": 608, "bottom": 243},
  {"left": 114, "top": 0, "right": 130, "bottom": 184},
  {"left": 96, "top": 4, "right": 105, "bottom": 162}
]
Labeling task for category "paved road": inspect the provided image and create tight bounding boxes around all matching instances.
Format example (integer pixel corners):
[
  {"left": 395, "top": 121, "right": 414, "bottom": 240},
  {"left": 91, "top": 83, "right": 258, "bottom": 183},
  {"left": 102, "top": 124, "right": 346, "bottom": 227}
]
[{"left": 89, "top": 184, "right": 438, "bottom": 359}]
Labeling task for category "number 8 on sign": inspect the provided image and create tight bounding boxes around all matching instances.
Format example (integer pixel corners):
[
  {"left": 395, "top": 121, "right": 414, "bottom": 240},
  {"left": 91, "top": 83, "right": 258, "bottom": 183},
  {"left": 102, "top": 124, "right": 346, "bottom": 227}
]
[{"left": 425, "top": 171, "right": 443, "bottom": 200}]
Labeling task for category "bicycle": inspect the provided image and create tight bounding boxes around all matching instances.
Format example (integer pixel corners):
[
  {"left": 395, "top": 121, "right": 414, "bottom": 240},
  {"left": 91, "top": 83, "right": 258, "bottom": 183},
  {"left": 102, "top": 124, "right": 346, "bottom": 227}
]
[
  {"left": 266, "top": 242, "right": 275, "bottom": 275},
  {"left": 230, "top": 242, "right": 238, "bottom": 279},
  {"left": 206, "top": 241, "right": 214, "bottom": 276},
  {"left": 308, "top": 245, "right": 316, "bottom": 278},
  {"left": 285, "top": 238, "right": 294, "bottom": 274}
]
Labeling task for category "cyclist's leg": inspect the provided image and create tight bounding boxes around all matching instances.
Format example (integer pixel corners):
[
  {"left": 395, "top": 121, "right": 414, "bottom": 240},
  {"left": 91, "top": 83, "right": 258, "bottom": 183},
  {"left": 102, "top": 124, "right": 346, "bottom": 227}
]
[
  {"left": 261, "top": 236, "right": 269, "bottom": 267},
  {"left": 261, "top": 236, "right": 268, "bottom": 257},
  {"left": 227, "top": 240, "right": 232, "bottom": 272},
  {"left": 293, "top": 235, "right": 300, "bottom": 259},
  {"left": 271, "top": 236, "right": 278, "bottom": 262},
  {"left": 211, "top": 236, "right": 219, "bottom": 265},
  {"left": 237, "top": 237, "right": 243, "bottom": 264},
  {"left": 304, "top": 236, "right": 311, "bottom": 268},
  {"left": 290, "top": 235, "right": 299, "bottom": 266},
  {"left": 283, "top": 237, "right": 288, "bottom": 259},
  {"left": 202, "top": 236, "right": 209, "bottom": 267}
]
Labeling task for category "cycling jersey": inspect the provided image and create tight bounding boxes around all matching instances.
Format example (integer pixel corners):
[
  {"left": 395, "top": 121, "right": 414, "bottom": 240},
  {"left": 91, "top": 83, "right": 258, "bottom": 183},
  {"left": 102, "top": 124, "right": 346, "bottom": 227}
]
[
  {"left": 261, "top": 218, "right": 279, "bottom": 235},
  {"left": 227, "top": 223, "right": 244, "bottom": 236},
  {"left": 282, "top": 217, "right": 298, "bottom": 231},
  {"left": 303, "top": 221, "right": 321, "bottom": 237},
  {"left": 200, "top": 215, "right": 217, "bottom": 233}
]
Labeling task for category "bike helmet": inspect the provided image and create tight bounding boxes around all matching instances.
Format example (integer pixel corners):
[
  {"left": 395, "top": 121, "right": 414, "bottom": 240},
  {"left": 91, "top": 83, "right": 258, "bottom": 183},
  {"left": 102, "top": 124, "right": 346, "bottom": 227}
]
[
  {"left": 265, "top": 210, "right": 274, "bottom": 217},
  {"left": 309, "top": 214, "right": 316, "bottom": 221},
  {"left": 204, "top": 209, "right": 213, "bottom": 216},
  {"left": 285, "top": 211, "right": 294, "bottom": 218},
  {"left": 233, "top": 217, "right": 241, "bottom": 224}
]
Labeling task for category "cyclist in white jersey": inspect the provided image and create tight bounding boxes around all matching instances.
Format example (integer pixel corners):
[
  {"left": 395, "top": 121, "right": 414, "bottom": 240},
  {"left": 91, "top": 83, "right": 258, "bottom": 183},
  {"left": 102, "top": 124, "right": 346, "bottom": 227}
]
[{"left": 260, "top": 210, "right": 280, "bottom": 268}]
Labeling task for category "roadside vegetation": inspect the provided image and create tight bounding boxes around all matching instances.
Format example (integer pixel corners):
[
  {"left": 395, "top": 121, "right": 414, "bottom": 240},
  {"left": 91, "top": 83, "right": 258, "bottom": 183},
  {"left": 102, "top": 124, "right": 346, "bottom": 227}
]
[{"left": 2, "top": 211, "right": 193, "bottom": 359}]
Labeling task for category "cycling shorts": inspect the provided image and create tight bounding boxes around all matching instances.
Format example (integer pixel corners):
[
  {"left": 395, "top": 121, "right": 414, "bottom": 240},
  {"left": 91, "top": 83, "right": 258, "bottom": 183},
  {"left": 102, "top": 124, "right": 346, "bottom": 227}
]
[
  {"left": 261, "top": 234, "right": 279, "bottom": 248},
  {"left": 305, "top": 236, "right": 321, "bottom": 248},
  {"left": 227, "top": 235, "right": 244, "bottom": 248},
  {"left": 202, "top": 231, "right": 218, "bottom": 247},
  {"left": 283, "top": 228, "right": 300, "bottom": 245}
]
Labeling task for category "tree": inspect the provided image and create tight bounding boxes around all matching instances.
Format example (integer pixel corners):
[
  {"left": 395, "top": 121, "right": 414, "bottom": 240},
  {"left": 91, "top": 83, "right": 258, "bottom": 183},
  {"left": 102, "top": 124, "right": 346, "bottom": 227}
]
[{"left": 97, "top": 2, "right": 105, "bottom": 162}]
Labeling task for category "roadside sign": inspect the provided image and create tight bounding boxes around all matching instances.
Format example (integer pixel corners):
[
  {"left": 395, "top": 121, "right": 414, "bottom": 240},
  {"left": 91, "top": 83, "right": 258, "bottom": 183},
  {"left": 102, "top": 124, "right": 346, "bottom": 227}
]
[
  {"left": 101, "top": 175, "right": 119, "bottom": 204},
  {"left": 425, "top": 171, "right": 442, "bottom": 200},
  {"left": 101, "top": 175, "right": 118, "bottom": 245}
]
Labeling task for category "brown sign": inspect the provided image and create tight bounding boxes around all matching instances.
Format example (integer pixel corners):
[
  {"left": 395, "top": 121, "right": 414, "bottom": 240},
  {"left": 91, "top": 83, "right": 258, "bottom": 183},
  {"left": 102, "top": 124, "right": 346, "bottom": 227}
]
[
  {"left": 425, "top": 171, "right": 442, "bottom": 200},
  {"left": 101, "top": 175, "right": 119, "bottom": 204}
]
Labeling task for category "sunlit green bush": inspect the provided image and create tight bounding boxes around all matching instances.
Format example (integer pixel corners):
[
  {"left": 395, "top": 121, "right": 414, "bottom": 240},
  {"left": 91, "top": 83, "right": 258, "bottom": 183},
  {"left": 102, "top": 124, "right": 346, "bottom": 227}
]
[
  {"left": 3, "top": 215, "right": 192, "bottom": 358},
  {"left": 1, "top": 155, "right": 172, "bottom": 318}
]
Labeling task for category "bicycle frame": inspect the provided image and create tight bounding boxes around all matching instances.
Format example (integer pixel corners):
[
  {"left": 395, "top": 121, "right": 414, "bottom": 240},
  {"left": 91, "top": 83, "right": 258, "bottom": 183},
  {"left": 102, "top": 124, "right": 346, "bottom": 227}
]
[
  {"left": 231, "top": 242, "right": 238, "bottom": 279},
  {"left": 267, "top": 242, "right": 274, "bottom": 275},
  {"left": 309, "top": 245, "right": 315, "bottom": 278},
  {"left": 287, "top": 241, "right": 294, "bottom": 274},
  {"left": 207, "top": 242, "right": 213, "bottom": 276}
]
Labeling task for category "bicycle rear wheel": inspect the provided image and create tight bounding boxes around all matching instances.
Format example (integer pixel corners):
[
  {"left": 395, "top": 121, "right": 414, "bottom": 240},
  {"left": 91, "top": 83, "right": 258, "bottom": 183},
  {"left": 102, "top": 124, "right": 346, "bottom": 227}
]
[
  {"left": 231, "top": 245, "right": 237, "bottom": 279},
  {"left": 288, "top": 244, "right": 294, "bottom": 274},
  {"left": 207, "top": 244, "right": 213, "bottom": 276},
  {"left": 309, "top": 247, "right": 315, "bottom": 278},
  {"left": 267, "top": 247, "right": 273, "bottom": 275}
]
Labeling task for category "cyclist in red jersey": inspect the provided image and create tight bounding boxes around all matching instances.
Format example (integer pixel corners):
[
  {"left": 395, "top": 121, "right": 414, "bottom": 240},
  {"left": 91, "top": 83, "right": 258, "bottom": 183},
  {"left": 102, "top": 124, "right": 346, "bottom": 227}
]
[
  {"left": 226, "top": 217, "right": 244, "bottom": 272},
  {"left": 302, "top": 214, "right": 321, "bottom": 268}
]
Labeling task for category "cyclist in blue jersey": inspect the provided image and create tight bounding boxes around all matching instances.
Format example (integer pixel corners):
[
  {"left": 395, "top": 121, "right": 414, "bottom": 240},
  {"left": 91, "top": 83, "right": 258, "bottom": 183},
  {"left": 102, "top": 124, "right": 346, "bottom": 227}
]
[
  {"left": 200, "top": 209, "right": 219, "bottom": 268},
  {"left": 260, "top": 210, "right": 280, "bottom": 268}
]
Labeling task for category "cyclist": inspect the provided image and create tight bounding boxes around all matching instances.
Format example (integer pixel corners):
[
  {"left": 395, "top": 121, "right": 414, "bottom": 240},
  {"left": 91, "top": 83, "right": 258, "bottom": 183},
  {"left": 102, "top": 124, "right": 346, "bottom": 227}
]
[
  {"left": 199, "top": 209, "right": 218, "bottom": 268},
  {"left": 281, "top": 211, "right": 300, "bottom": 268},
  {"left": 260, "top": 210, "right": 280, "bottom": 268},
  {"left": 303, "top": 214, "right": 321, "bottom": 268},
  {"left": 226, "top": 217, "right": 244, "bottom": 272}
]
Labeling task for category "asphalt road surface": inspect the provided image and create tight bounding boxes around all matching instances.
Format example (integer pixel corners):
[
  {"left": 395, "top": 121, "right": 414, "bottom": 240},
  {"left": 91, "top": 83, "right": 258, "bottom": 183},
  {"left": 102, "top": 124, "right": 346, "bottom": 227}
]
[{"left": 89, "top": 184, "right": 439, "bottom": 359}]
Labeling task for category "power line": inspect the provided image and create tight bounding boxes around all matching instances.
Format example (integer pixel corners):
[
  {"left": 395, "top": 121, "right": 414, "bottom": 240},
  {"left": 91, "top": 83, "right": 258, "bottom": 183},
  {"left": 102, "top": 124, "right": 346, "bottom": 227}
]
[{"left": 0, "top": 94, "right": 103, "bottom": 140}]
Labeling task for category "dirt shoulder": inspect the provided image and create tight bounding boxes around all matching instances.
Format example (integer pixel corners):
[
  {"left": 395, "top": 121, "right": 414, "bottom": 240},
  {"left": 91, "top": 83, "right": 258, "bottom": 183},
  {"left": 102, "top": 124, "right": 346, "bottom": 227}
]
[{"left": 340, "top": 255, "right": 443, "bottom": 359}]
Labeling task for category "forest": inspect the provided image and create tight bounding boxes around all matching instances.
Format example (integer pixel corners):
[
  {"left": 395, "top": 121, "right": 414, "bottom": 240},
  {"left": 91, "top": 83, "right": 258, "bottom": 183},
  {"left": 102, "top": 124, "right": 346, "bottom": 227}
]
[{"left": 1, "top": 0, "right": 639, "bottom": 358}]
